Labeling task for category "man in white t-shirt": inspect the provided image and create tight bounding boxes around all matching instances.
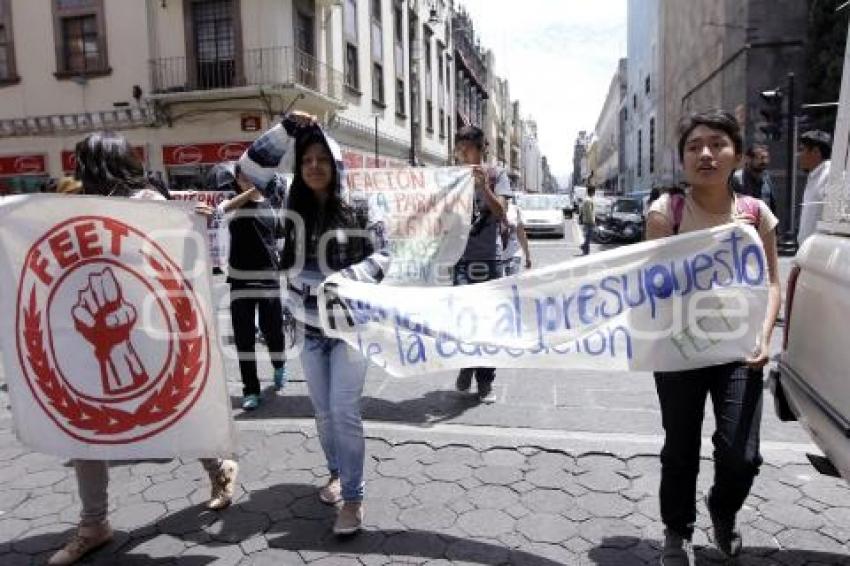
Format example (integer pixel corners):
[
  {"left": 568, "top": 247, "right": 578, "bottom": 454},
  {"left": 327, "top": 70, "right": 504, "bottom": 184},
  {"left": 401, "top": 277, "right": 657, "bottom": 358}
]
[{"left": 797, "top": 130, "right": 832, "bottom": 246}]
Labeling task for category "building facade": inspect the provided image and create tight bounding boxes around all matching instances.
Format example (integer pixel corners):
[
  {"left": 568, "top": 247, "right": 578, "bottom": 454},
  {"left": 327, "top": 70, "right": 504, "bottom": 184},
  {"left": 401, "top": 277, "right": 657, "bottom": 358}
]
[
  {"left": 520, "top": 118, "right": 542, "bottom": 192},
  {"left": 451, "top": 5, "right": 487, "bottom": 136},
  {"left": 621, "top": 0, "right": 661, "bottom": 194},
  {"left": 0, "top": 0, "right": 454, "bottom": 195},
  {"left": 592, "top": 57, "right": 626, "bottom": 194},
  {"left": 571, "top": 130, "right": 592, "bottom": 188},
  {"left": 658, "top": 0, "right": 808, "bottom": 229}
]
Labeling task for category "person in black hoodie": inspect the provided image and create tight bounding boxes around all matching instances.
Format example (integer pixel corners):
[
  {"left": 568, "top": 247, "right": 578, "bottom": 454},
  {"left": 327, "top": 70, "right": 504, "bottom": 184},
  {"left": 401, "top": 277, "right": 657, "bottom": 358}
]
[{"left": 211, "top": 162, "right": 287, "bottom": 410}]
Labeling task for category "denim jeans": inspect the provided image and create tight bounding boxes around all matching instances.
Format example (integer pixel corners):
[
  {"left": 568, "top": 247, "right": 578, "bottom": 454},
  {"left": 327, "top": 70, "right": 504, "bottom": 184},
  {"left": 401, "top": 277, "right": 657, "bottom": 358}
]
[
  {"left": 654, "top": 363, "right": 764, "bottom": 538},
  {"left": 302, "top": 334, "right": 369, "bottom": 502},
  {"left": 452, "top": 260, "right": 503, "bottom": 386}
]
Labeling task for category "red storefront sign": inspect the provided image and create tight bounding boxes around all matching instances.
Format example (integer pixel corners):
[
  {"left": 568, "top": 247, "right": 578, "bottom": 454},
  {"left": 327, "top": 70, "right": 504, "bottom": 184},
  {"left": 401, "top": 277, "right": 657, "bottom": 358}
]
[
  {"left": 162, "top": 142, "right": 251, "bottom": 166},
  {"left": 61, "top": 146, "right": 147, "bottom": 173},
  {"left": 0, "top": 154, "right": 47, "bottom": 176}
]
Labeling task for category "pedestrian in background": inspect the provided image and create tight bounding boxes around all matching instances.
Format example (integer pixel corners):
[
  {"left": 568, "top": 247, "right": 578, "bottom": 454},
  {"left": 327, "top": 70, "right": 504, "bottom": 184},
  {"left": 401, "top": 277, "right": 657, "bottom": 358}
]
[
  {"left": 212, "top": 162, "right": 287, "bottom": 411},
  {"left": 451, "top": 126, "right": 511, "bottom": 403},
  {"left": 501, "top": 195, "right": 532, "bottom": 276},
  {"left": 645, "top": 110, "right": 781, "bottom": 565},
  {"left": 730, "top": 144, "right": 777, "bottom": 213},
  {"left": 796, "top": 130, "right": 832, "bottom": 246},
  {"left": 579, "top": 185, "right": 596, "bottom": 255},
  {"left": 49, "top": 132, "right": 238, "bottom": 566},
  {"left": 239, "top": 111, "right": 390, "bottom": 536}
]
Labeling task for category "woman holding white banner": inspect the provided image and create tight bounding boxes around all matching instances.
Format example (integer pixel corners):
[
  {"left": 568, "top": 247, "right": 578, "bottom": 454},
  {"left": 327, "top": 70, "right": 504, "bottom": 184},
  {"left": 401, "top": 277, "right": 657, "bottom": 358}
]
[
  {"left": 48, "top": 132, "right": 239, "bottom": 566},
  {"left": 239, "top": 112, "right": 390, "bottom": 536},
  {"left": 646, "top": 110, "right": 781, "bottom": 565}
]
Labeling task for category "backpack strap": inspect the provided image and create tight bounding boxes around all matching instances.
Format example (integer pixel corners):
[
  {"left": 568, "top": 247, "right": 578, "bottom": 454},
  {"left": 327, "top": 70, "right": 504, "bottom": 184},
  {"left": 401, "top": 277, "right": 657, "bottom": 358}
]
[
  {"left": 669, "top": 193, "right": 686, "bottom": 235},
  {"left": 734, "top": 194, "right": 762, "bottom": 228},
  {"left": 669, "top": 192, "right": 761, "bottom": 236}
]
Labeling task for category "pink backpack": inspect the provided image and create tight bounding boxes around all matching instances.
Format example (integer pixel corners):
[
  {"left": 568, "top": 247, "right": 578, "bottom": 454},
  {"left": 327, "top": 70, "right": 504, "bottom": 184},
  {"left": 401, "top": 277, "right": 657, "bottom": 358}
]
[{"left": 669, "top": 193, "right": 761, "bottom": 235}]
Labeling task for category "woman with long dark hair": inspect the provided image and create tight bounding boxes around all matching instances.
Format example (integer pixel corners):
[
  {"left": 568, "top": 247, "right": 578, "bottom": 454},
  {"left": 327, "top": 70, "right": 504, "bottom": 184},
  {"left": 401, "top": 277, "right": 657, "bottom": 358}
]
[
  {"left": 49, "top": 131, "right": 239, "bottom": 566},
  {"left": 240, "top": 112, "right": 390, "bottom": 535}
]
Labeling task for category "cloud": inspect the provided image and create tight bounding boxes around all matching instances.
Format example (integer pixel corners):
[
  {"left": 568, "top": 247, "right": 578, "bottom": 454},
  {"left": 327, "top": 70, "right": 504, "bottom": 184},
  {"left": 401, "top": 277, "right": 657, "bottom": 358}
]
[{"left": 458, "top": 0, "right": 626, "bottom": 179}]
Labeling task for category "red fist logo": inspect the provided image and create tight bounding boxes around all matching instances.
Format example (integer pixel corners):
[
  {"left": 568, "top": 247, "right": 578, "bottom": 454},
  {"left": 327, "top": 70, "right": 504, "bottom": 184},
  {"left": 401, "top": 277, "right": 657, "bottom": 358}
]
[{"left": 72, "top": 267, "right": 150, "bottom": 396}]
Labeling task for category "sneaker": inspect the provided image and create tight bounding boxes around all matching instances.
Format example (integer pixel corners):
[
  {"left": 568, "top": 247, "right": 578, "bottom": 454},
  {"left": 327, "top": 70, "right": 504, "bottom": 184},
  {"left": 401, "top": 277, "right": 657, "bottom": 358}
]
[
  {"left": 477, "top": 383, "right": 497, "bottom": 404},
  {"left": 318, "top": 476, "right": 342, "bottom": 505},
  {"left": 705, "top": 491, "right": 742, "bottom": 558},
  {"left": 660, "top": 529, "right": 694, "bottom": 566},
  {"left": 207, "top": 459, "right": 239, "bottom": 510},
  {"left": 242, "top": 394, "right": 260, "bottom": 411},
  {"left": 333, "top": 501, "right": 364, "bottom": 535},
  {"left": 455, "top": 369, "right": 473, "bottom": 393},
  {"left": 48, "top": 522, "right": 113, "bottom": 565},
  {"left": 273, "top": 366, "right": 288, "bottom": 391}
]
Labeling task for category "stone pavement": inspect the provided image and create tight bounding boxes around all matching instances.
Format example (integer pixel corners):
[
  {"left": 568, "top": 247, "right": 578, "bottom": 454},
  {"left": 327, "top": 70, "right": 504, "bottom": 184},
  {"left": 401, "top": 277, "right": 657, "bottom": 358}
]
[{"left": 1, "top": 416, "right": 849, "bottom": 565}]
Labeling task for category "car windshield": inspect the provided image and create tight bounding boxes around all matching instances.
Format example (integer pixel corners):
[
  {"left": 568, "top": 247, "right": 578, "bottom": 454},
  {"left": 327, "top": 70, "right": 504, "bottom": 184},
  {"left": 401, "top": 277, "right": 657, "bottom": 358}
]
[
  {"left": 517, "top": 196, "right": 560, "bottom": 210},
  {"left": 613, "top": 199, "right": 642, "bottom": 214}
]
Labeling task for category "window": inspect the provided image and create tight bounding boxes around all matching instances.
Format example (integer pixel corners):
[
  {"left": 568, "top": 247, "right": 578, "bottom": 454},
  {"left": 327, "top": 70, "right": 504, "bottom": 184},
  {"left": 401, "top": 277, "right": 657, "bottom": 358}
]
[
  {"left": 632, "top": 93, "right": 636, "bottom": 109},
  {"left": 395, "top": 78, "right": 405, "bottom": 115},
  {"left": 194, "top": 0, "right": 236, "bottom": 88},
  {"left": 645, "top": 75, "right": 650, "bottom": 95},
  {"left": 439, "top": 109, "right": 445, "bottom": 138},
  {"left": 294, "top": 0, "right": 316, "bottom": 88},
  {"left": 52, "top": 0, "right": 109, "bottom": 77},
  {"left": 649, "top": 117, "right": 655, "bottom": 174},
  {"left": 344, "top": 0, "right": 359, "bottom": 90},
  {"left": 423, "top": 27, "right": 433, "bottom": 130},
  {"left": 373, "top": 62, "right": 384, "bottom": 104},
  {"left": 392, "top": 0, "right": 403, "bottom": 109},
  {"left": 371, "top": 0, "right": 384, "bottom": 104},
  {"left": 0, "top": 0, "right": 18, "bottom": 83},
  {"left": 426, "top": 100, "right": 434, "bottom": 132},
  {"left": 637, "top": 129, "right": 642, "bottom": 178}
]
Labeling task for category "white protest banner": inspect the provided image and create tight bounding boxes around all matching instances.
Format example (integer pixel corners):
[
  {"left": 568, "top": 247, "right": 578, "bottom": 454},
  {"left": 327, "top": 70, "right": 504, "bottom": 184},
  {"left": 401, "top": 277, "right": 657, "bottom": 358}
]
[
  {"left": 319, "top": 224, "right": 769, "bottom": 376},
  {"left": 346, "top": 166, "right": 473, "bottom": 284},
  {"left": 171, "top": 190, "right": 235, "bottom": 271},
  {"left": 0, "top": 195, "right": 235, "bottom": 459}
]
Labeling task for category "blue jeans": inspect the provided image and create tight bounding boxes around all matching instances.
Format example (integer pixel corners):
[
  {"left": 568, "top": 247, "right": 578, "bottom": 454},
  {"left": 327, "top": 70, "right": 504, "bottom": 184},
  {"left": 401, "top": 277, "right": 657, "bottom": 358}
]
[
  {"left": 654, "top": 363, "right": 763, "bottom": 538},
  {"left": 302, "top": 335, "right": 369, "bottom": 502}
]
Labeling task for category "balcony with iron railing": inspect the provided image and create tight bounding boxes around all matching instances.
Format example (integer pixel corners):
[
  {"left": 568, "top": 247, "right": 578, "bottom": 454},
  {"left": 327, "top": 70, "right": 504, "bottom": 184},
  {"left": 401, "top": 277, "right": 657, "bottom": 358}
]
[{"left": 149, "top": 46, "right": 344, "bottom": 103}]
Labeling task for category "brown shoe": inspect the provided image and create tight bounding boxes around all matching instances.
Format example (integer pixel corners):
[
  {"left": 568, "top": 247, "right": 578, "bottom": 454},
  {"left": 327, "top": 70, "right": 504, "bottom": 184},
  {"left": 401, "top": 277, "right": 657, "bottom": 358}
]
[
  {"left": 333, "top": 501, "right": 364, "bottom": 535},
  {"left": 207, "top": 459, "right": 238, "bottom": 510},
  {"left": 318, "top": 476, "right": 342, "bottom": 505},
  {"left": 48, "top": 522, "right": 113, "bottom": 565}
]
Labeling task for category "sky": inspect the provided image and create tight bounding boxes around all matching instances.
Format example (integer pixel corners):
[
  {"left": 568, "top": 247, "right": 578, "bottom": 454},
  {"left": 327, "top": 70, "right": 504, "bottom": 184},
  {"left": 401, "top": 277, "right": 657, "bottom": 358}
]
[{"left": 457, "top": 0, "right": 627, "bottom": 181}]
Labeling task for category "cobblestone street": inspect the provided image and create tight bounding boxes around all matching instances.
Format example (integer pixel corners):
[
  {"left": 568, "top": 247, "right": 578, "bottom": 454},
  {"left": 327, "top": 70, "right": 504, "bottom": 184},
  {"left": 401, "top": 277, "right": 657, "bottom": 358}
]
[{"left": 1, "top": 417, "right": 848, "bottom": 565}]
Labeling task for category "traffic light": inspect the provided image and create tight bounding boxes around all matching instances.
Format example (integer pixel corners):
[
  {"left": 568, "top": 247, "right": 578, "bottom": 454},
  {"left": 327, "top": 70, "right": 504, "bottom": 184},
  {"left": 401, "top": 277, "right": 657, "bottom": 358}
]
[{"left": 758, "top": 88, "right": 784, "bottom": 141}]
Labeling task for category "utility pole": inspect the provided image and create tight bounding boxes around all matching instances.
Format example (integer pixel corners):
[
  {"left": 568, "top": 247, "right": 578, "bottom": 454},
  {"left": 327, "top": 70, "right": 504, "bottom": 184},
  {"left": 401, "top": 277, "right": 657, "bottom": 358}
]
[{"left": 779, "top": 72, "right": 798, "bottom": 255}]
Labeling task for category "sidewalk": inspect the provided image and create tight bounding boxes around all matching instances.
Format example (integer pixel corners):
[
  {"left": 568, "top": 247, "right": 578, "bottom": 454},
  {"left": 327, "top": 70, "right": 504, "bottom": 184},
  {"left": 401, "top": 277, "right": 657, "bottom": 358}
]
[{"left": 1, "top": 416, "right": 848, "bottom": 565}]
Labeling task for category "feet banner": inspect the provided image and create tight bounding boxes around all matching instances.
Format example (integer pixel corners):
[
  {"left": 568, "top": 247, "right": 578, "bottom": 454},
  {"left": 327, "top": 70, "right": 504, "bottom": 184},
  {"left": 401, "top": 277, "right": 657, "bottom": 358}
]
[{"left": 0, "top": 195, "right": 235, "bottom": 459}]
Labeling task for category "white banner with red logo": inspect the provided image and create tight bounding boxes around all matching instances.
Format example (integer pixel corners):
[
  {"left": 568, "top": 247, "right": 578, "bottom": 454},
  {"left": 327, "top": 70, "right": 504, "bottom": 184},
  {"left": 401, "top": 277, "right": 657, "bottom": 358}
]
[
  {"left": 319, "top": 224, "right": 770, "bottom": 376},
  {"left": 0, "top": 195, "right": 235, "bottom": 459},
  {"left": 347, "top": 166, "right": 474, "bottom": 284}
]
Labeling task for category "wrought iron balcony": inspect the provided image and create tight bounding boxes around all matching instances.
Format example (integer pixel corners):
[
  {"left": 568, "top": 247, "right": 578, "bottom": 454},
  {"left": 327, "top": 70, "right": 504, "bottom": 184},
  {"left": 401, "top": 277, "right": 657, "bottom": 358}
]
[{"left": 150, "top": 46, "right": 343, "bottom": 102}]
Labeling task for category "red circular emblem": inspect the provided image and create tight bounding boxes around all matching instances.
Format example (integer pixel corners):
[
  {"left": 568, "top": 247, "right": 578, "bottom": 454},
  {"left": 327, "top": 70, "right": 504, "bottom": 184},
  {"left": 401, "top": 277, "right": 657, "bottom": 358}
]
[
  {"left": 173, "top": 145, "right": 203, "bottom": 165},
  {"left": 217, "top": 143, "right": 247, "bottom": 161},
  {"left": 15, "top": 216, "right": 210, "bottom": 444}
]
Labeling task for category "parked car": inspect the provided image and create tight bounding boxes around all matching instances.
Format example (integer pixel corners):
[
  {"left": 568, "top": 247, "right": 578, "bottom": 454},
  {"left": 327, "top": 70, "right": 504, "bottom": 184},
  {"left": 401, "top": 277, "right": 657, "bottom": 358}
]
[
  {"left": 594, "top": 196, "right": 645, "bottom": 243},
  {"left": 769, "top": 23, "right": 850, "bottom": 484},
  {"left": 516, "top": 194, "right": 565, "bottom": 238}
]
